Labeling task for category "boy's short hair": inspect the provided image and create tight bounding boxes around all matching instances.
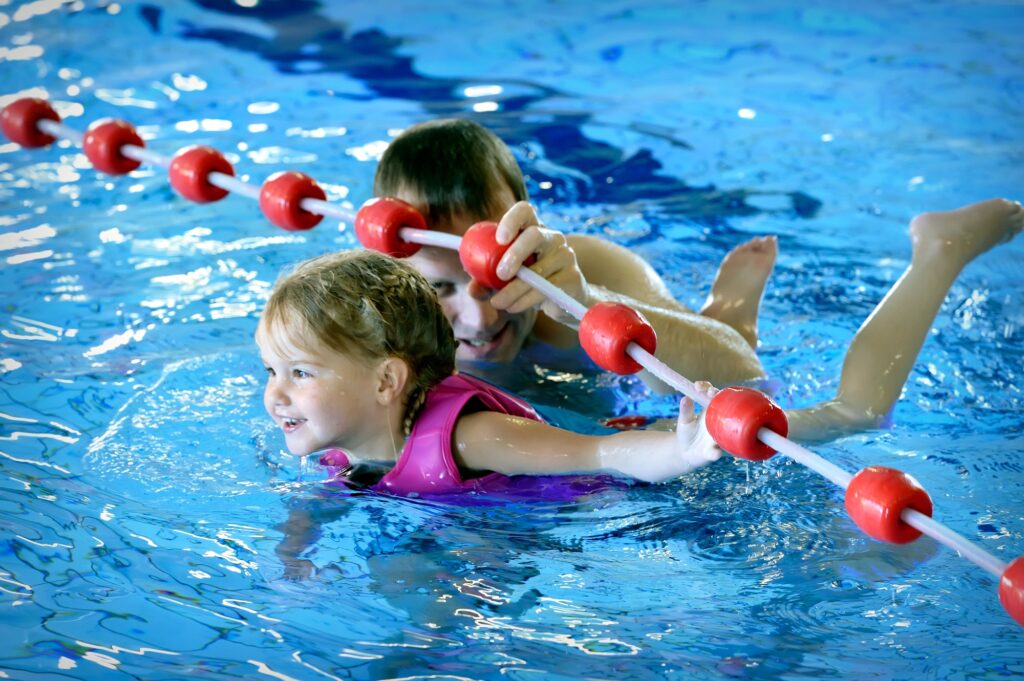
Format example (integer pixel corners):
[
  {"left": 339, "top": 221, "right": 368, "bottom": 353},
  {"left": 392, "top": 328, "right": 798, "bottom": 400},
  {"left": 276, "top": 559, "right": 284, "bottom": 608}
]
[{"left": 374, "top": 118, "right": 528, "bottom": 227}]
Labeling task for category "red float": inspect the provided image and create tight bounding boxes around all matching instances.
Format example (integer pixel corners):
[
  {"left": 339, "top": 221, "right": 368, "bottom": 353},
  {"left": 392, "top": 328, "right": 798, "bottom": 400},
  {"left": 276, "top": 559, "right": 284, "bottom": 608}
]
[
  {"left": 458, "top": 221, "right": 537, "bottom": 290},
  {"left": 601, "top": 415, "right": 650, "bottom": 430},
  {"left": 168, "top": 145, "right": 233, "bottom": 203},
  {"left": 259, "top": 171, "right": 326, "bottom": 231},
  {"left": 705, "top": 386, "right": 788, "bottom": 461},
  {"left": 844, "top": 466, "right": 933, "bottom": 544},
  {"left": 354, "top": 197, "right": 425, "bottom": 257},
  {"left": 578, "top": 302, "right": 657, "bottom": 375},
  {"left": 1, "top": 97, "right": 60, "bottom": 148},
  {"left": 999, "top": 556, "right": 1024, "bottom": 627},
  {"left": 82, "top": 119, "right": 144, "bottom": 175}
]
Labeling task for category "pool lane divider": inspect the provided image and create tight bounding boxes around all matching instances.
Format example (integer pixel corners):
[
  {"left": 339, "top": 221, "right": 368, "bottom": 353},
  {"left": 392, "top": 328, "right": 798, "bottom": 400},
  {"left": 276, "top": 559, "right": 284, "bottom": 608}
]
[{"left": 4, "top": 96, "right": 1022, "bottom": 629}]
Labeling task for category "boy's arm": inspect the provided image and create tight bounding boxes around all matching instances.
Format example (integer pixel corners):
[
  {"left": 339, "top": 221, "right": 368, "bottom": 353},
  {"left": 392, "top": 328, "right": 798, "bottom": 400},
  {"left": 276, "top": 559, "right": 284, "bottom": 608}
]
[
  {"left": 533, "top": 283, "right": 764, "bottom": 389},
  {"left": 489, "top": 205, "right": 765, "bottom": 387},
  {"left": 451, "top": 397, "right": 720, "bottom": 483}
]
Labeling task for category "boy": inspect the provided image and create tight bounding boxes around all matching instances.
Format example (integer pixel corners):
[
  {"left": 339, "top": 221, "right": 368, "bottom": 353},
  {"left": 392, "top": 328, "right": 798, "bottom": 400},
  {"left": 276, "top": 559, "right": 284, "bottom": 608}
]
[{"left": 374, "top": 118, "right": 1022, "bottom": 440}]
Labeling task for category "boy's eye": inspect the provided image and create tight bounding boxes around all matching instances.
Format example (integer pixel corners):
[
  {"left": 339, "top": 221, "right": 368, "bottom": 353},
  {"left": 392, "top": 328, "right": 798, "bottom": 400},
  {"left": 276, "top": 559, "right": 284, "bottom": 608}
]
[
  {"left": 431, "top": 280, "right": 455, "bottom": 297},
  {"left": 292, "top": 368, "right": 312, "bottom": 379}
]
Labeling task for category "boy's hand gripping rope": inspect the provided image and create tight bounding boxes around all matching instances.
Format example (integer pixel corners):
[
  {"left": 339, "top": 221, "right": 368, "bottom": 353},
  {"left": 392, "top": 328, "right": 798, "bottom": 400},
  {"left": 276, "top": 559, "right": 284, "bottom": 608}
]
[{"left": 4, "top": 96, "right": 1022, "bottom": 629}]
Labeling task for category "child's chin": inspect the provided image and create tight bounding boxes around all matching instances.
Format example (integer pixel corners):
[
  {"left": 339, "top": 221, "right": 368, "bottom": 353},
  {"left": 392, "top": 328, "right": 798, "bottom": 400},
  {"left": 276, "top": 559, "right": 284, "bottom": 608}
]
[{"left": 282, "top": 435, "right": 313, "bottom": 458}]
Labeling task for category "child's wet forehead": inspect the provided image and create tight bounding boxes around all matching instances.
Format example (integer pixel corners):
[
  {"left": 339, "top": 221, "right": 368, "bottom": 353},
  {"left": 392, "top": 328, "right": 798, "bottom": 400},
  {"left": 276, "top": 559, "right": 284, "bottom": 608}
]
[
  {"left": 257, "top": 316, "right": 369, "bottom": 373},
  {"left": 257, "top": 317, "right": 319, "bottom": 361}
]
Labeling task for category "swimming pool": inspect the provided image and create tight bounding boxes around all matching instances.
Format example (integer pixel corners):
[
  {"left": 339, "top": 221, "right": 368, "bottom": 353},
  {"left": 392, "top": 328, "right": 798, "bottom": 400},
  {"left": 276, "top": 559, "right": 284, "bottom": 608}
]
[{"left": 2, "top": 0, "right": 1022, "bottom": 678}]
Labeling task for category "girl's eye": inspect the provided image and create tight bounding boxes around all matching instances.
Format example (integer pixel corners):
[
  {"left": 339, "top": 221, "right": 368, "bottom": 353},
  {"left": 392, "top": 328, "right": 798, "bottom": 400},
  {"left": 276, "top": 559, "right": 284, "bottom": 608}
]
[
  {"left": 292, "top": 368, "right": 311, "bottom": 379},
  {"left": 264, "top": 366, "right": 275, "bottom": 376}
]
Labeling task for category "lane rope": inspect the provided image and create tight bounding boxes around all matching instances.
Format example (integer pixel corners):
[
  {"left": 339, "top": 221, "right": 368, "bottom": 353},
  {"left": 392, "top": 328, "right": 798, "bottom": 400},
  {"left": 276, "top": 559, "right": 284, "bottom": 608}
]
[{"left": 4, "top": 97, "right": 1021, "bottom": 627}]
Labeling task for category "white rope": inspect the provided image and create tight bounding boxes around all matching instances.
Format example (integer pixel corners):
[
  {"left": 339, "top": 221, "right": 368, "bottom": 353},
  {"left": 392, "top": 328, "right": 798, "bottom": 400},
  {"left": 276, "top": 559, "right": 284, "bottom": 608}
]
[
  {"left": 758, "top": 428, "right": 854, "bottom": 489},
  {"left": 627, "top": 344, "right": 706, "bottom": 404},
  {"left": 37, "top": 118, "right": 83, "bottom": 145},
  {"left": 517, "top": 267, "right": 590, "bottom": 321},
  {"left": 121, "top": 143, "right": 170, "bottom": 169},
  {"left": 208, "top": 171, "right": 261, "bottom": 200},
  {"left": 903, "top": 509, "right": 1007, "bottom": 577},
  {"left": 299, "top": 197, "right": 356, "bottom": 223},
  {"left": 400, "top": 228, "right": 461, "bottom": 251}
]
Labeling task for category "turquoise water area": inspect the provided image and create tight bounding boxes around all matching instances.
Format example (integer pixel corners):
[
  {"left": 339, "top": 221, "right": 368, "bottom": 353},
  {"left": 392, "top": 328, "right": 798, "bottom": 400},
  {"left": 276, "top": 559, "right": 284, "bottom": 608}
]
[{"left": 1, "top": 1, "right": 1022, "bottom": 678}]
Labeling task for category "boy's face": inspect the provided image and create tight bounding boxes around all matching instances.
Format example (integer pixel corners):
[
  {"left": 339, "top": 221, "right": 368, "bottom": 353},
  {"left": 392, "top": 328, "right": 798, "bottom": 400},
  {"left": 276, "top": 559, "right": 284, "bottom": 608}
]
[{"left": 397, "top": 186, "right": 536, "bottom": 364}]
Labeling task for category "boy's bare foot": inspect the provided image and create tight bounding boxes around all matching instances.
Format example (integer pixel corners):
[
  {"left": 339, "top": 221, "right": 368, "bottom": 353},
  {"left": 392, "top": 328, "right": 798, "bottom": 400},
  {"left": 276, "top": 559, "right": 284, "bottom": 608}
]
[
  {"left": 910, "top": 198, "right": 1024, "bottom": 268},
  {"left": 700, "top": 235, "right": 778, "bottom": 348}
]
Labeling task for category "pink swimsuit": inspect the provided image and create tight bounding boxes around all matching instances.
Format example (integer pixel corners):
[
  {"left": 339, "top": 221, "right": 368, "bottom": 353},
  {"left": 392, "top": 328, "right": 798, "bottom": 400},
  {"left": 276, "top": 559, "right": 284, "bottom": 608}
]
[{"left": 320, "top": 374, "right": 543, "bottom": 495}]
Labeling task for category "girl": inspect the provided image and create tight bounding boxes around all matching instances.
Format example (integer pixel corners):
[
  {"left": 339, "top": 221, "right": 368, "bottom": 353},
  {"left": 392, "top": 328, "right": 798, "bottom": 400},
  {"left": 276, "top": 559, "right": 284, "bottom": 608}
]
[{"left": 256, "top": 250, "right": 721, "bottom": 495}]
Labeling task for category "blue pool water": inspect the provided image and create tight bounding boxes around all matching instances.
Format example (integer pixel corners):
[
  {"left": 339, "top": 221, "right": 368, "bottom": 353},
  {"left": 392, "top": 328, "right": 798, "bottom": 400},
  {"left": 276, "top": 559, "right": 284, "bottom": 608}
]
[{"left": 2, "top": 0, "right": 1023, "bottom": 678}]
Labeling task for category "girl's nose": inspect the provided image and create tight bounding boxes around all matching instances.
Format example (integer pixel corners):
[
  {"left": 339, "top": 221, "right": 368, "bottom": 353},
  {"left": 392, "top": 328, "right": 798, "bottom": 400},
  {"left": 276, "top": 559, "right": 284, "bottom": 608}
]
[{"left": 266, "top": 377, "right": 289, "bottom": 404}]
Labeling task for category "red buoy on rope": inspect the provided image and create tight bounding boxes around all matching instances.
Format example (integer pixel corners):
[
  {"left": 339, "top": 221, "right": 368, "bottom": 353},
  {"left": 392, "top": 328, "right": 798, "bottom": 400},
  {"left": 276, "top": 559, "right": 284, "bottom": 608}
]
[
  {"left": 169, "top": 145, "right": 233, "bottom": 203},
  {"left": 458, "top": 221, "right": 537, "bottom": 290},
  {"left": 82, "top": 119, "right": 144, "bottom": 175},
  {"left": 844, "top": 466, "right": 933, "bottom": 544},
  {"left": 1, "top": 97, "right": 60, "bottom": 148},
  {"left": 999, "top": 556, "right": 1024, "bottom": 627},
  {"left": 259, "top": 171, "right": 325, "bottom": 230},
  {"left": 354, "top": 197, "right": 425, "bottom": 257},
  {"left": 705, "top": 386, "right": 788, "bottom": 461},
  {"left": 578, "top": 302, "right": 657, "bottom": 375}
]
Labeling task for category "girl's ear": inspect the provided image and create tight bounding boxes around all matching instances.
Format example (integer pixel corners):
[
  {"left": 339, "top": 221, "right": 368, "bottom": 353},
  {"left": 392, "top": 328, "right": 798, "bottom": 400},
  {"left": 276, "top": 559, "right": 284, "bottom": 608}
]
[{"left": 376, "top": 357, "right": 411, "bottom": 406}]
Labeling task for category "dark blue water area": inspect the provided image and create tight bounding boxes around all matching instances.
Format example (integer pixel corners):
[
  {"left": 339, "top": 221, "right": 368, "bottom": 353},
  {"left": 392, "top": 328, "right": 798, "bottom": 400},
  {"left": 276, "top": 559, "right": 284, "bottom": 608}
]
[{"left": 1, "top": 0, "right": 1023, "bottom": 679}]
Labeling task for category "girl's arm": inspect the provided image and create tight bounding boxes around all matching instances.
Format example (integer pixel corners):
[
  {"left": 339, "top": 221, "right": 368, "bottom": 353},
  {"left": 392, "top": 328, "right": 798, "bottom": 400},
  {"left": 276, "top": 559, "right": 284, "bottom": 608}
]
[{"left": 452, "top": 396, "right": 721, "bottom": 483}]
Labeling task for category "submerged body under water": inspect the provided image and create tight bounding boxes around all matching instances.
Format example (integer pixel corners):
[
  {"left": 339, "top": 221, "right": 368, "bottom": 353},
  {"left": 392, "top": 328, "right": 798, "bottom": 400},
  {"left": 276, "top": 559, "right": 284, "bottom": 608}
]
[{"left": 1, "top": 1, "right": 1022, "bottom": 678}]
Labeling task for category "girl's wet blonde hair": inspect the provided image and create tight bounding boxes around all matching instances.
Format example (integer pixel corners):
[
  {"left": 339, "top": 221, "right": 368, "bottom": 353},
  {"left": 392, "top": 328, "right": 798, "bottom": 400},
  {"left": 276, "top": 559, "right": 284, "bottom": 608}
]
[{"left": 259, "top": 250, "right": 457, "bottom": 434}]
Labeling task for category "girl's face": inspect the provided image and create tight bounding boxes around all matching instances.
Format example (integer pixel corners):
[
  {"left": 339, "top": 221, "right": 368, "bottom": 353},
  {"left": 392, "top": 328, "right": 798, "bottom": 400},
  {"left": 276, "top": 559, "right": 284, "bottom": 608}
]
[{"left": 257, "top": 322, "right": 390, "bottom": 460}]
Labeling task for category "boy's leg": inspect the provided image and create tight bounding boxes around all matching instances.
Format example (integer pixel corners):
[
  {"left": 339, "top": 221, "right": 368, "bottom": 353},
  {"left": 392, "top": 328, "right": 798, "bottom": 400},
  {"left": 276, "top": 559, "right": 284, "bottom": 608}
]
[
  {"left": 570, "top": 233, "right": 777, "bottom": 347},
  {"left": 789, "top": 199, "right": 1023, "bottom": 441},
  {"left": 699, "top": 236, "right": 778, "bottom": 348}
]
